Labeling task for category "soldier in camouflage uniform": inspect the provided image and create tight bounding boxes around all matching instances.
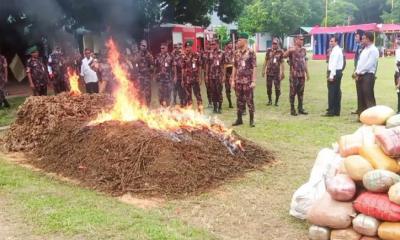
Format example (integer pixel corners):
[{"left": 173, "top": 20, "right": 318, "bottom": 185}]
[
  {"left": 133, "top": 40, "right": 154, "bottom": 106},
  {"left": 26, "top": 46, "right": 49, "bottom": 96},
  {"left": 155, "top": 43, "right": 176, "bottom": 107},
  {"left": 172, "top": 43, "right": 186, "bottom": 106},
  {"left": 0, "top": 53, "right": 9, "bottom": 108},
  {"left": 232, "top": 33, "right": 257, "bottom": 127},
  {"left": 205, "top": 39, "right": 225, "bottom": 113},
  {"left": 181, "top": 40, "right": 203, "bottom": 111},
  {"left": 224, "top": 40, "right": 234, "bottom": 108},
  {"left": 262, "top": 38, "right": 285, "bottom": 106},
  {"left": 202, "top": 43, "right": 212, "bottom": 108},
  {"left": 284, "top": 35, "right": 310, "bottom": 116},
  {"left": 48, "top": 46, "right": 67, "bottom": 94}
]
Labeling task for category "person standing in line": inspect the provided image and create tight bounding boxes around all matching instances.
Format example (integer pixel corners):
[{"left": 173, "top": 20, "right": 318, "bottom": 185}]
[
  {"left": 231, "top": 33, "right": 257, "bottom": 127},
  {"left": 154, "top": 42, "right": 176, "bottom": 107},
  {"left": 80, "top": 48, "right": 99, "bottom": 94},
  {"left": 324, "top": 36, "right": 344, "bottom": 117},
  {"left": 284, "top": 35, "right": 310, "bottom": 116},
  {"left": 394, "top": 38, "right": 400, "bottom": 114},
  {"left": 354, "top": 32, "right": 379, "bottom": 115},
  {"left": 26, "top": 46, "right": 49, "bottom": 96},
  {"left": 223, "top": 40, "right": 234, "bottom": 108},
  {"left": 352, "top": 30, "right": 365, "bottom": 115},
  {"left": 0, "top": 53, "right": 9, "bottom": 108},
  {"left": 262, "top": 38, "right": 285, "bottom": 106}
]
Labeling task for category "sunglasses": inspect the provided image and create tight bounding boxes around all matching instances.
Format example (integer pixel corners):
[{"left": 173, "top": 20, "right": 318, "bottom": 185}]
[{"left": 272, "top": 42, "right": 278, "bottom": 45}]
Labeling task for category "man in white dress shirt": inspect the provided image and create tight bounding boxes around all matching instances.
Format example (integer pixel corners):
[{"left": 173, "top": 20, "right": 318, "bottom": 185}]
[
  {"left": 324, "top": 36, "right": 344, "bottom": 117},
  {"left": 355, "top": 32, "right": 379, "bottom": 115},
  {"left": 80, "top": 48, "right": 99, "bottom": 94},
  {"left": 394, "top": 39, "right": 400, "bottom": 113}
]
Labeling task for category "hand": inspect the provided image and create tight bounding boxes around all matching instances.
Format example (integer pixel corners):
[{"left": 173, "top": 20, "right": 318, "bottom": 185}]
[
  {"left": 250, "top": 81, "right": 256, "bottom": 89},
  {"left": 328, "top": 77, "right": 334, "bottom": 82},
  {"left": 4, "top": 78, "right": 8, "bottom": 84},
  {"left": 29, "top": 82, "right": 35, "bottom": 89},
  {"left": 280, "top": 73, "right": 285, "bottom": 81}
]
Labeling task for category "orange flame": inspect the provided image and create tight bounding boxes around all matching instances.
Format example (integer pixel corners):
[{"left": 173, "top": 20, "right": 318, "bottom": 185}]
[
  {"left": 67, "top": 68, "right": 81, "bottom": 95},
  {"left": 91, "top": 39, "right": 242, "bottom": 152}
]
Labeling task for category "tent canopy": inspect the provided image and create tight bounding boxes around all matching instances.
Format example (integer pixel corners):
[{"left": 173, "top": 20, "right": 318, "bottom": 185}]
[{"left": 311, "top": 23, "right": 400, "bottom": 34}]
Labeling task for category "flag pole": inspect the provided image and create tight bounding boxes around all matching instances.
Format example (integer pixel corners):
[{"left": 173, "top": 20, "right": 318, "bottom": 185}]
[{"left": 325, "top": 0, "right": 328, "bottom": 27}]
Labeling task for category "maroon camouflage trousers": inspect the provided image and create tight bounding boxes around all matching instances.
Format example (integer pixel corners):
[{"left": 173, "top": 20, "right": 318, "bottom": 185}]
[
  {"left": 225, "top": 66, "right": 233, "bottom": 102},
  {"left": 183, "top": 77, "right": 202, "bottom": 107},
  {"left": 266, "top": 74, "right": 281, "bottom": 97},
  {"left": 235, "top": 83, "right": 254, "bottom": 114},
  {"left": 52, "top": 70, "right": 67, "bottom": 94},
  {"left": 159, "top": 79, "right": 172, "bottom": 106},
  {"left": 138, "top": 75, "right": 152, "bottom": 106},
  {"left": 205, "top": 78, "right": 212, "bottom": 105},
  {"left": 210, "top": 78, "right": 223, "bottom": 104},
  {"left": 289, "top": 77, "right": 305, "bottom": 108}
]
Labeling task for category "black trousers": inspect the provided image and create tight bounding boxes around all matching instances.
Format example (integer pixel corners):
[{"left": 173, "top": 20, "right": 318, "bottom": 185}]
[
  {"left": 85, "top": 82, "right": 99, "bottom": 94},
  {"left": 355, "top": 80, "right": 362, "bottom": 114},
  {"left": 358, "top": 73, "right": 376, "bottom": 114},
  {"left": 327, "top": 70, "right": 342, "bottom": 115},
  {"left": 397, "top": 91, "right": 400, "bottom": 113},
  {"left": 33, "top": 85, "right": 47, "bottom": 96}
]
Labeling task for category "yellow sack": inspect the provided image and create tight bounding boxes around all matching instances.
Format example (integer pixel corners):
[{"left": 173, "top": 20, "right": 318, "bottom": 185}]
[
  {"left": 378, "top": 222, "right": 400, "bottom": 240},
  {"left": 388, "top": 182, "right": 400, "bottom": 205},
  {"left": 360, "top": 146, "right": 400, "bottom": 173},
  {"left": 330, "top": 228, "right": 361, "bottom": 240},
  {"left": 344, "top": 155, "right": 374, "bottom": 181},
  {"left": 360, "top": 105, "right": 396, "bottom": 126}
]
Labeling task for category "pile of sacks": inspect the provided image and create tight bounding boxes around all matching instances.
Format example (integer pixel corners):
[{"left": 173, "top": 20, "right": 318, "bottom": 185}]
[{"left": 290, "top": 106, "right": 400, "bottom": 240}]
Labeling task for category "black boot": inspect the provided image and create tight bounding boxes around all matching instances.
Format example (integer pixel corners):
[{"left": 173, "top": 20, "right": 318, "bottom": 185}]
[
  {"left": 232, "top": 112, "right": 243, "bottom": 126},
  {"left": 213, "top": 102, "right": 218, "bottom": 113},
  {"left": 3, "top": 99, "right": 10, "bottom": 108},
  {"left": 249, "top": 112, "right": 255, "bottom": 127},
  {"left": 290, "top": 105, "right": 297, "bottom": 116},
  {"left": 267, "top": 94, "right": 272, "bottom": 105},
  {"left": 298, "top": 100, "right": 308, "bottom": 115},
  {"left": 217, "top": 102, "right": 222, "bottom": 114},
  {"left": 228, "top": 97, "right": 233, "bottom": 108},
  {"left": 275, "top": 91, "right": 280, "bottom": 106}
]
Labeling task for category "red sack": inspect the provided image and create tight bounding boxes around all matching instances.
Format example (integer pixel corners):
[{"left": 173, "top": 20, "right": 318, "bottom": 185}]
[
  {"left": 354, "top": 192, "right": 400, "bottom": 222},
  {"left": 375, "top": 126, "right": 400, "bottom": 157}
]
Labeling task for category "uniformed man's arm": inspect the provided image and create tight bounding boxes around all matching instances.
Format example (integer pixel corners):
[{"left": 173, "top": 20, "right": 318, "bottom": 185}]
[
  {"left": 26, "top": 66, "right": 34, "bottom": 89},
  {"left": 231, "top": 66, "right": 236, "bottom": 88},
  {"left": 262, "top": 52, "right": 268, "bottom": 77},
  {"left": 305, "top": 58, "right": 310, "bottom": 81},
  {"left": 251, "top": 52, "right": 257, "bottom": 88},
  {"left": 280, "top": 62, "right": 285, "bottom": 80}
]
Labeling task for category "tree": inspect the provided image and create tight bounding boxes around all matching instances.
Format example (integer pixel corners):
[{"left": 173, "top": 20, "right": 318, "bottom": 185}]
[
  {"left": 381, "top": 0, "right": 400, "bottom": 23},
  {"left": 214, "top": 25, "right": 229, "bottom": 42},
  {"left": 238, "top": 0, "right": 311, "bottom": 39},
  {"left": 304, "top": 0, "right": 324, "bottom": 27},
  {"left": 351, "top": 0, "right": 390, "bottom": 24},
  {"left": 323, "top": 0, "right": 358, "bottom": 26}
]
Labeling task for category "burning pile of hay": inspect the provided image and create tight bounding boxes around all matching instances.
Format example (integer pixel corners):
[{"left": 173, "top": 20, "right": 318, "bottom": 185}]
[{"left": 3, "top": 39, "right": 273, "bottom": 198}]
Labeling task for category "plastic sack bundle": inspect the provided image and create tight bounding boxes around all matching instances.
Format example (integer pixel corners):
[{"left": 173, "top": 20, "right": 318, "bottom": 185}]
[
  {"left": 359, "top": 237, "right": 380, "bottom": 240},
  {"left": 375, "top": 126, "right": 400, "bottom": 157},
  {"left": 360, "top": 146, "right": 400, "bottom": 173},
  {"left": 330, "top": 228, "right": 361, "bottom": 240},
  {"left": 388, "top": 182, "right": 400, "bottom": 205},
  {"left": 307, "top": 193, "right": 356, "bottom": 229},
  {"left": 360, "top": 105, "right": 396, "bottom": 126},
  {"left": 339, "top": 126, "right": 375, "bottom": 157},
  {"left": 354, "top": 192, "right": 400, "bottom": 222},
  {"left": 308, "top": 225, "right": 330, "bottom": 240},
  {"left": 326, "top": 174, "right": 356, "bottom": 201},
  {"left": 352, "top": 214, "right": 380, "bottom": 236},
  {"left": 362, "top": 170, "right": 400, "bottom": 193},
  {"left": 290, "top": 149, "right": 342, "bottom": 219},
  {"left": 378, "top": 222, "right": 400, "bottom": 240},
  {"left": 344, "top": 155, "right": 374, "bottom": 181},
  {"left": 386, "top": 114, "right": 400, "bottom": 128}
]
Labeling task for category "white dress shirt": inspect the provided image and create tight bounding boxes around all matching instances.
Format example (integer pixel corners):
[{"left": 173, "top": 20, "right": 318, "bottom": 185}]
[
  {"left": 395, "top": 48, "right": 400, "bottom": 72},
  {"left": 80, "top": 57, "right": 98, "bottom": 83},
  {"left": 356, "top": 44, "right": 379, "bottom": 75},
  {"left": 328, "top": 45, "right": 344, "bottom": 79}
]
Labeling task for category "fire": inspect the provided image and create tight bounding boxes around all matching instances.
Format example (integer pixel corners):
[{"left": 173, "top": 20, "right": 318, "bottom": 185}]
[
  {"left": 91, "top": 39, "right": 243, "bottom": 153},
  {"left": 67, "top": 68, "right": 81, "bottom": 95}
]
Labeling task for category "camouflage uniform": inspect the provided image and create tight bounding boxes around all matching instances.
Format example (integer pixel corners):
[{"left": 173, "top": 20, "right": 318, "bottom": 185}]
[
  {"left": 182, "top": 51, "right": 203, "bottom": 107},
  {"left": 0, "top": 55, "right": 8, "bottom": 106},
  {"left": 26, "top": 57, "right": 49, "bottom": 96},
  {"left": 265, "top": 48, "right": 284, "bottom": 104},
  {"left": 134, "top": 50, "right": 154, "bottom": 106},
  {"left": 48, "top": 51, "right": 67, "bottom": 94},
  {"left": 234, "top": 48, "right": 256, "bottom": 115},
  {"left": 288, "top": 47, "right": 308, "bottom": 113},
  {"left": 172, "top": 48, "right": 186, "bottom": 106},
  {"left": 155, "top": 52, "right": 174, "bottom": 106},
  {"left": 201, "top": 49, "right": 212, "bottom": 106},
  {"left": 206, "top": 49, "right": 225, "bottom": 112},
  {"left": 99, "top": 59, "right": 114, "bottom": 94},
  {"left": 224, "top": 46, "right": 234, "bottom": 107}
]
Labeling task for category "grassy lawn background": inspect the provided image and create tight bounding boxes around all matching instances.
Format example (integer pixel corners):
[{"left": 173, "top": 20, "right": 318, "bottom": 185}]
[{"left": 0, "top": 55, "right": 398, "bottom": 239}]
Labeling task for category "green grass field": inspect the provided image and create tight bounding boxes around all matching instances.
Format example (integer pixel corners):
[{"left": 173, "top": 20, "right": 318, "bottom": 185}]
[{"left": 0, "top": 55, "right": 398, "bottom": 239}]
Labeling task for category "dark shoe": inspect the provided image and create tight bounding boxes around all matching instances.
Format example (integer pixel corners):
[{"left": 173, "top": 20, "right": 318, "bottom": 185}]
[
  {"left": 267, "top": 101, "right": 272, "bottom": 106},
  {"left": 213, "top": 102, "right": 218, "bottom": 113},
  {"left": 274, "top": 102, "right": 279, "bottom": 107},
  {"left": 232, "top": 113, "right": 243, "bottom": 126},
  {"left": 298, "top": 109, "right": 308, "bottom": 115},
  {"left": 249, "top": 112, "right": 255, "bottom": 127},
  {"left": 291, "top": 108, "right": 297, "bottom": 116},
  {"left": 217, "top": 102, "right": 222, "bottom": 114},
  {"left": 351, "top": 110, "right": 359, "bottom": 115},
  {"left": 322, "top": 113, "right": 335, "bottom": 117}
]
